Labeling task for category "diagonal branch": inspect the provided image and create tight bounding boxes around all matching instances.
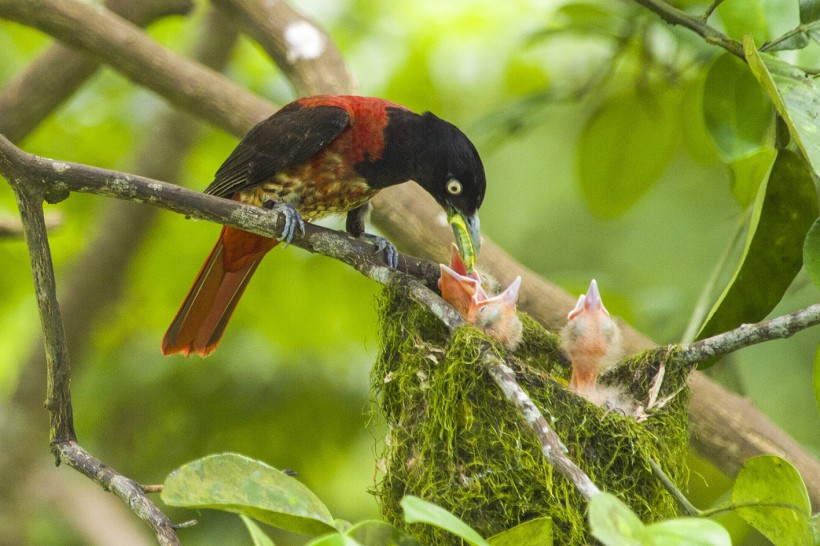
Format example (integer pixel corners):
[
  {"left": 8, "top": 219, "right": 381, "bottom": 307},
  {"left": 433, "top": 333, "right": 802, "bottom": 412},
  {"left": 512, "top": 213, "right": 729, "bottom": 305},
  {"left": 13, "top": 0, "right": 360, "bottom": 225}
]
[
  {"left": 679, "top": 304, "right": 820, "bottom": 365},
  {"left": 211, "top": 0, "right": 357, "bottom": 96},
  {"left": 0, "top": 0, "right": 274, "bottom": 136},
  {"left": 0, "top": 0, "right": 194, "bottom": 143}
]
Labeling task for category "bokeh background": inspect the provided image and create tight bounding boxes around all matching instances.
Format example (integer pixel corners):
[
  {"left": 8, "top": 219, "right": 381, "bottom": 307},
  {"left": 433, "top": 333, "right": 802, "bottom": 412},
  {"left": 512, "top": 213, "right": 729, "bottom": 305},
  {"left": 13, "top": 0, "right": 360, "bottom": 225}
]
[{"left": 1, "top": 0, "right": 818, "bottom": 544}]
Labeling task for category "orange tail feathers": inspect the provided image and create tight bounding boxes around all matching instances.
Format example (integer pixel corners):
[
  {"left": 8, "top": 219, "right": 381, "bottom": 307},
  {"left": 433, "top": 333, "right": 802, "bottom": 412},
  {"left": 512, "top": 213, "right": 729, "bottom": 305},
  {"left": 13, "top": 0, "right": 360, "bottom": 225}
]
[{"left": 162, "top": 227, "right": 279, "bottom": 356}]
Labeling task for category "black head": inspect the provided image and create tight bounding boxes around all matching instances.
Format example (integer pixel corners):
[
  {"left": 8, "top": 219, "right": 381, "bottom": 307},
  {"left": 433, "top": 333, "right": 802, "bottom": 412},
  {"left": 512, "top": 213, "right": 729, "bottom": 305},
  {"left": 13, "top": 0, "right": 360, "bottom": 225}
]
[
  {"left": 410, "top": 111, "right": 486, "bottom": 215},
  {"left": 355, "top": 108, "right": 486, "bottom": 267}
]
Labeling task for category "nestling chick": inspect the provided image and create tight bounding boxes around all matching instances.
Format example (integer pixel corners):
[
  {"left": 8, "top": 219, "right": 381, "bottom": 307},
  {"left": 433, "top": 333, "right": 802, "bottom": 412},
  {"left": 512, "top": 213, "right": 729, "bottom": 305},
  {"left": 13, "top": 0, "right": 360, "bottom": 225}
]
[
  {"left": 438, "top": 244, "right": 523, "bottom": 350},
  {"left": 471, "top": 277, "right": 523, "bottom": 351},
  {"left": 560, "top": 279, "right": 623, "bottom": 396}
]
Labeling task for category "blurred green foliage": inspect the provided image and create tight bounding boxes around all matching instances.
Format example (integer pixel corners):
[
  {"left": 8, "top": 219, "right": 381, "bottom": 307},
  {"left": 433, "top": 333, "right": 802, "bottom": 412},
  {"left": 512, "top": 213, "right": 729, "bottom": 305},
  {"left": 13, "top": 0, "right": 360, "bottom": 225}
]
[{"left": 1, "top": 0, "right": 820, "bottom": 544}]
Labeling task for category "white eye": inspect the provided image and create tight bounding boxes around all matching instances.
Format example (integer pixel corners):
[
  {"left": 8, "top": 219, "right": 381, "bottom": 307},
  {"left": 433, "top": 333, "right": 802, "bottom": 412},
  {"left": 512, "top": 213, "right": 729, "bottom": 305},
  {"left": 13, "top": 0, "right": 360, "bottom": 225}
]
[{"left": 446, "top": 179, "right": 463, "bottom": 195}]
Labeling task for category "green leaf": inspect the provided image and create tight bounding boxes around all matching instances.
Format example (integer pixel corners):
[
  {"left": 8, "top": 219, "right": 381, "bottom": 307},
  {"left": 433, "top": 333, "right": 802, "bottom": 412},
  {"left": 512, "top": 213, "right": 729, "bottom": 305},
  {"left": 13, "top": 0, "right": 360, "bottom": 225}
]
[
  {"left": 702, "top": 53, "right": 773, "bottom": 160},
  {"left": 744, "top": 36, "right": 820, "bottom": 176},
  {"left": 645, "top": 518, "right": 731, "bottom": 546},
  {"left": 577, "top": 89, "right": 678, "bottom": 218},
  {"left": 804, "top": 218, "right": 820, "bottom": 288},
  {"left": 306, "top": 534, "right": 359, "bottom": 546},
  {"left": 162, "top": 453, "right": 336, "bottom": 536},
  {"left": 761, "top": 30, "right": 811, "bottom": 52},
  {"left": 588, "top": 492, "right": 648, "bottom": 545},
  {"left": 346, "top": 520, "right": 421, "bottom": 546},
  {"left": 800, "top": 0, "right": 820, "bottom": 24},
  {"left": 729, "top": 146, "right": 776, "bottom": 208},
  {"left": 531, "top": 2, "right": 623, "bottom": 39},
  {"left": 487, "top": 517, "right": 552, "bottom": 546},
  {"left": 717, "top": 0, "right": 770, "bottom": 43},
  {"left": 242, "top": 515, "right": 277, "bottom": 546},
  {"left": 401, "top": 496, "right": 490, "bottom": 546},
  {"left": 732, "top": 456, "right": 813, "bottom": 545},
  {"left": 696, "top": 150, "right": 819, "bottom": 358}
]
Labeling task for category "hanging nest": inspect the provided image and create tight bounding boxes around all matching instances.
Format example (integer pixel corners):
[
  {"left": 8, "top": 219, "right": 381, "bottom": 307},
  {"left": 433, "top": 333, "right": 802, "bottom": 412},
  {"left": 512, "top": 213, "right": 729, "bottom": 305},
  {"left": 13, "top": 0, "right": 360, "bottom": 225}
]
[{"left": 371, "top": 283, "right": 693, "bottom": 545}]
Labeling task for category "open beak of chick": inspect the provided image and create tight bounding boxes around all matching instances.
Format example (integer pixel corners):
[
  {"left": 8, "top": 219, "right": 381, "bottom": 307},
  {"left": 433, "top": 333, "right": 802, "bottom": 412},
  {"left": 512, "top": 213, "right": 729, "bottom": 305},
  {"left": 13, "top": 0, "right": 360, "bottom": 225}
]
[{"left": 438, "top": 244, "right": 523, "bottom": 350}]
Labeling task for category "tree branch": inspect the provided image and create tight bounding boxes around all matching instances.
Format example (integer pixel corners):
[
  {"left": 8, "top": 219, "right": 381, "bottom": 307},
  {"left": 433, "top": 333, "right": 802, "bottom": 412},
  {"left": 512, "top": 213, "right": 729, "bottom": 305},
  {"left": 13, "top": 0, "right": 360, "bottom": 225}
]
[
  {"left": 3, "top": 0, "right": 818, "bottom": 509},
  {"left": 0, "top": 132, "right": 602, "bottom": 505},
  {"left": 0, "top": 0, "right": 194, "bottom": 143},
  {"left": 0, "top": 6, "right": 238, "bottom": 543},
  {"left": 53, "top": 442, "right": 182, "bottom": 545},
  {"left": 632, "top": 0, "right": 744, "bottom": 58},
  {"left": 0, "top": 0, "right": 274, "bottom": 136},
  {"left": 211, "top": 0, "right": 357, "bottom": 96},
  {"left": 3, "top": 151, "right": 180, "bottom": 545},
  {"left": 680, "top": 304, "right": 820, "bottom": 365}
]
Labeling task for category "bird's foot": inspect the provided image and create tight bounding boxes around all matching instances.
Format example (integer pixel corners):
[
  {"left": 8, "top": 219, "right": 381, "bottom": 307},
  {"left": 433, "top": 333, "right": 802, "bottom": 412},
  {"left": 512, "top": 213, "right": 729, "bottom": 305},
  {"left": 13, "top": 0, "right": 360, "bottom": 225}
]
[
  {"left": 264, "top": 201, "right": 305, "bottom": 247},
  {"left": 359, "top": 233, "right": 399, "bottom": 268}
]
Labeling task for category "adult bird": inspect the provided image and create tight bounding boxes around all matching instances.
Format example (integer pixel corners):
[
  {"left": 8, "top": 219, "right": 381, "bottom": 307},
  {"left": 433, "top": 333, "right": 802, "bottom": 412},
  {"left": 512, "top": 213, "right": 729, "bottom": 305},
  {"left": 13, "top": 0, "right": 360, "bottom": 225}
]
[{"left": 162, "top": 95, "right": 485, "bottom": 357}]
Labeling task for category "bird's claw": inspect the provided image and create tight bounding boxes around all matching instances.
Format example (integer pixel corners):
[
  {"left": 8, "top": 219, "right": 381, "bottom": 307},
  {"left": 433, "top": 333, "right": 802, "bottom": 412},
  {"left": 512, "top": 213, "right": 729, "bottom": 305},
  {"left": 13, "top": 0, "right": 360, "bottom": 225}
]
[
  {"left": 265, "top": 201, "right": 305, "bottom": 247},
  {"left": 360, "top": 233, "right": 399, "bottom": 268}
]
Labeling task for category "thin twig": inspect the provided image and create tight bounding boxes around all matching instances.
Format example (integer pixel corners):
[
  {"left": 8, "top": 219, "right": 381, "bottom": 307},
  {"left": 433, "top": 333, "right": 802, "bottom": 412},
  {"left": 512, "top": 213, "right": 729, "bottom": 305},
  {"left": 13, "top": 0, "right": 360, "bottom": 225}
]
[
  {"left": 679, "top": 304, "right": 820, "bottom": 365},
  {"left": 632, "top": 0, "right": 744, "bottom": 58},
  {"left": 53, "top": 441, "right": 181, "bottom": 545},
  {"left": 485, "top": 354, "right": 600, "bottom": 500},
  {"left": 700, "top": 0, "right": 725, "bottom": 22}
]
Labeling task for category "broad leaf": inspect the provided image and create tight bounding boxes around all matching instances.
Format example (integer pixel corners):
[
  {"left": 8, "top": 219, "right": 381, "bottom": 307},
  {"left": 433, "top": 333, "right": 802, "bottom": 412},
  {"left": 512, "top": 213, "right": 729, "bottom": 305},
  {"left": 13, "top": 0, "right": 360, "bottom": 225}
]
[
  {"left": 577, "top": 89, "right": 678, "bottom": 218},
  {"left": 162, "top": 453, "right": 336, "bottom": 536},
  {"left": 729, "top": 146, "right": 776, "bottom": 208},
  {"left": 732, "top": 456, "right": 813, "bottom": 545},
  {"left": 800, "top": 0, "right": 820, "bottom": 24},
  {"left": 242, "top": 515, "right": 277, "bottom": 546},
  {"left": 487, "top": 517, "right": 552, "bottom": 546},
  {"left": 530, "top": 2, "right": 623, "bottom": 39},
  {"left": 717, "top": 1, "right": 769, "bottom": 43},
  {"left": 401, "top": 496, "right": 489, "bottom": 546},
  {"left": 306, "top": 534, "right": 359, "bottom": 546},
  {"left": 703, "top": 54, "right": 773, "bottom": 160},
  {"left": 346, "top": 520, "right": 421, "bottom": 546},
  {"left": 761, "top": 30, "right": 811, "bottom": 52},
  {"left": 695, "top": 150, "right": 819, "bottom": 359},
  {"left": 588, "top": 492, "right": 648, "bottom": 545},
  {"left": 744, "top": 36, "right": 820, "bottom": 176},
  {"left": 804, "top": 218, "right": 820, "bottom": 288},
  {"left": 645, "top": 518, "right": 731, "bottom": 546}
]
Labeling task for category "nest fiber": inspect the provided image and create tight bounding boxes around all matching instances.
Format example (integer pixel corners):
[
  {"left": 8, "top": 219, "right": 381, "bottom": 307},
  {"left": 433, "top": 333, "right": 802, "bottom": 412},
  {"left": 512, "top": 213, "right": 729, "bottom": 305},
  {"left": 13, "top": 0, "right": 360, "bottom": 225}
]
[{"left": 372, "top": 284, "right": 691, "bottom": 545}]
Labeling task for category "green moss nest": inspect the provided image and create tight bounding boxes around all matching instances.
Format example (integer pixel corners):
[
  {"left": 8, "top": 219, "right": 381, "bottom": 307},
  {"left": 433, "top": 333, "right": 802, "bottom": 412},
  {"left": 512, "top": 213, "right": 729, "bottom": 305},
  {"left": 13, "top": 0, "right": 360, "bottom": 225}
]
[{"left": 371, "top": 284, "right": 693, "bottom": 545}]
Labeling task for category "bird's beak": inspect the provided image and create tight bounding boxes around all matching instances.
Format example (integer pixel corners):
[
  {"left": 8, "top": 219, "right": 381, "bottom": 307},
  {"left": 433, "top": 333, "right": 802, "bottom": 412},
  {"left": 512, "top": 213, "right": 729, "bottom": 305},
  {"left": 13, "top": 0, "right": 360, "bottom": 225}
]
[
  {"left": 447, "top": 207, "right": 480, "bottom": 272},
  {"left": 585, "top": 279, "right": 610, "bottom": 317}
]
